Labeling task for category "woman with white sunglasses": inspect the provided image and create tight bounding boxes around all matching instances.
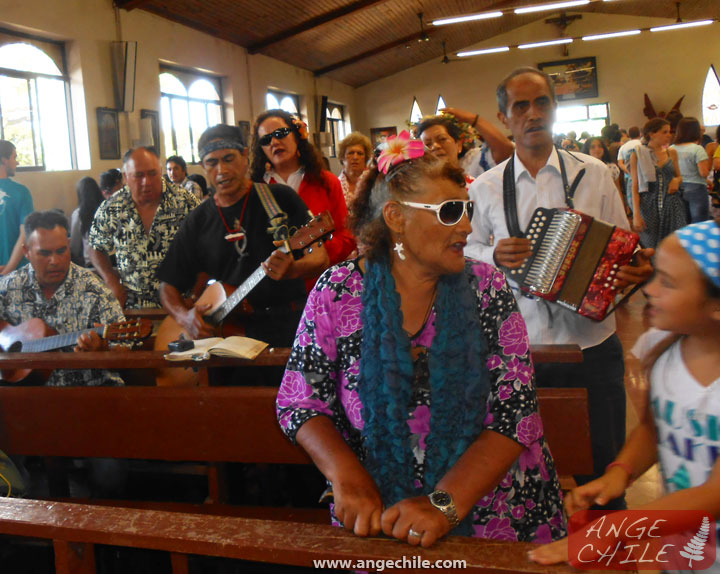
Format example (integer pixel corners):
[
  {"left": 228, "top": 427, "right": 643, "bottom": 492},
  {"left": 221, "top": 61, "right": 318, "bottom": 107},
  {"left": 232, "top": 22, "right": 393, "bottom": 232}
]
[{"left": 277, "top": 135, "right": 565, "bottom": 548}]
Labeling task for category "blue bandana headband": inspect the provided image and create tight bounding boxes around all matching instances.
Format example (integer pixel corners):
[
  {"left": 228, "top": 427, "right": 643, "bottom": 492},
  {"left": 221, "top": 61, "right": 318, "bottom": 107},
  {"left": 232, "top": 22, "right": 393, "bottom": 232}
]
[
  {"left": 198, "top": 139, "right": 244, "bottom": 161},
  {"left": 675, "top": 220, "right": 720, "bottom": 288}
]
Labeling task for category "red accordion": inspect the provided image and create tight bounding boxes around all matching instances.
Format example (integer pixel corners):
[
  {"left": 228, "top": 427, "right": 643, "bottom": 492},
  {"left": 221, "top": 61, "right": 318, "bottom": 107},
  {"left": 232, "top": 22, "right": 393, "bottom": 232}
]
[{"left": 507, "top": 207, "right": 640, "bottom": 321}]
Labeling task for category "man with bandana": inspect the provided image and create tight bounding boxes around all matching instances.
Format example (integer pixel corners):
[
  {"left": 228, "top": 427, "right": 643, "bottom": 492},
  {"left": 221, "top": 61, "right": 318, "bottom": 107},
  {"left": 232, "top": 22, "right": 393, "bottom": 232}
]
[{"left": 157, "top": 124, "right": 329, "bottom": 347}]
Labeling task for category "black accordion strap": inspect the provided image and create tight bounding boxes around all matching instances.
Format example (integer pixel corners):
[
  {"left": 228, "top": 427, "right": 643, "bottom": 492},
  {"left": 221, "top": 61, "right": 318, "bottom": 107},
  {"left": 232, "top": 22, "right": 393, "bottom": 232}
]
[{"left": 502, "top": 148, "right": 587, "bottom": 236}]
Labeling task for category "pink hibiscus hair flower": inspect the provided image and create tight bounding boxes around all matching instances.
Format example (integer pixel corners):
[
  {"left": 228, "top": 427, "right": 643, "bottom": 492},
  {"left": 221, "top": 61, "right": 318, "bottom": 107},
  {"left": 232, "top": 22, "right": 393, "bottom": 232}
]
[{"left": 377, "top": 130, "right": 424, "bottom": 174}]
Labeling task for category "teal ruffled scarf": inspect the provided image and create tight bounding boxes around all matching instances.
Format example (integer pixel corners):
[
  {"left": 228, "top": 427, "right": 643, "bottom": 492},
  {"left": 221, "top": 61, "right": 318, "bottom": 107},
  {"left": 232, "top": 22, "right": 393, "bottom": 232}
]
[{"left": 358, "top": 258, "right": 491, "bottom": 536}]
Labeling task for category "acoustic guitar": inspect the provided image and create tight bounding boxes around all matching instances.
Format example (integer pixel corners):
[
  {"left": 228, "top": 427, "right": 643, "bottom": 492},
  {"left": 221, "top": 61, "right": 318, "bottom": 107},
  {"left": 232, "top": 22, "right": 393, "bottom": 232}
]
[
  {"left": 154, "top": 211, "right": 335, "bottom": 387},
  {"left": 0, "top": 318, "right": 152, "bottom": 383}
]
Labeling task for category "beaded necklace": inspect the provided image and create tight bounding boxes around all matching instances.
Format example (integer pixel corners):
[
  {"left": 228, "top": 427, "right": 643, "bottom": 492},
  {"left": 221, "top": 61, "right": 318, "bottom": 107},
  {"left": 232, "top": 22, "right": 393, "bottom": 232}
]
[{"left": 215, "top": 187, "right": 251, "bottom": 257}]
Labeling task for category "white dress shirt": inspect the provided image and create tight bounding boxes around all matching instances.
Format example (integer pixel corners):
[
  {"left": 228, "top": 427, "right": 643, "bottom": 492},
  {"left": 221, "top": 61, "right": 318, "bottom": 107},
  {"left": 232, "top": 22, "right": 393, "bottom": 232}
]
[
  {"left": 264, "top": 167, "right": 305, "bottom": 192},
  {"left": 465, "top": 148, "right": 631, "bottom": 349}
]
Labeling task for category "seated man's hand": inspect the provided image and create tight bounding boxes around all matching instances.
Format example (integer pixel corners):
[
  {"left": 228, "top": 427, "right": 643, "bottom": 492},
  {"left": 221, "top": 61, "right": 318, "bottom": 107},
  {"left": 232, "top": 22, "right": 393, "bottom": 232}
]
[
  {"left": 493, "top": 237, "right": 532, "bottom": 269},
  {"left": 614, "top": 247, "right": 654, "bottom": 290},
  {"left": 75, "top": 326, "right": 107, "bottom": 352},
  {"left": 180, "top": 303, "right": 214, "bottom": 340}
]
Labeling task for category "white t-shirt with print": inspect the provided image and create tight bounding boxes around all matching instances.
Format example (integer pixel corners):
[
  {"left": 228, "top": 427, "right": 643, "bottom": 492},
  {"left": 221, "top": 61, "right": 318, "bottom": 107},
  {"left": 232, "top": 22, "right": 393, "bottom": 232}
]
[{"left": 632, "top": 328, "right": 720, "bottom": 573}]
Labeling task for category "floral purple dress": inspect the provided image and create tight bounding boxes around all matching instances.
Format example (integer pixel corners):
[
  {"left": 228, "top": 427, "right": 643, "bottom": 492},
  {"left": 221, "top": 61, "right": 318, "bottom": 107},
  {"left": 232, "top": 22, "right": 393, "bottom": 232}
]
[{"left": 277, "top": 258, "right": 566, "bottom": 543}]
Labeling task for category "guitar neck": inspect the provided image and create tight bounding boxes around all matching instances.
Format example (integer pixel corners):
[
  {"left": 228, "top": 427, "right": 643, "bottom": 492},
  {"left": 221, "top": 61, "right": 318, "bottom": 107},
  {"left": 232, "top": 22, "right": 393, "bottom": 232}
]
[
  {"left": 21, "top": 326, "right": 105, "bottom": 353},
  {"left": 209, "top": 245, "right": 290, "bottom": 325}
]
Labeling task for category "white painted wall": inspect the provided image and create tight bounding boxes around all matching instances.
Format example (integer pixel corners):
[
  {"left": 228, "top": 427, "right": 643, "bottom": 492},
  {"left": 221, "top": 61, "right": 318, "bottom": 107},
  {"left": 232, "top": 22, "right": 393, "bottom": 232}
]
[
  {"left": 355, "top": 13, "right": 720, "bottom": 139},
  {"left": 1, "top": 0, "right": 355, "bottom": 214}
]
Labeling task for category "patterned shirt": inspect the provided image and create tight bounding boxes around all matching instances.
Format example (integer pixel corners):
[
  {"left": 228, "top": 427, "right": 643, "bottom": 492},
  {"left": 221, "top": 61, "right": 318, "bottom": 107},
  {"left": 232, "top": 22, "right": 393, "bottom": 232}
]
[
  {"left": 0, "top": 263, "right": 124, "bottom": 386},
  {"left": 277, "top": 258, "right": 566, "bottom": 543},
  {"left": 89, "top": 180, "right": 200, "bottom": 308}
]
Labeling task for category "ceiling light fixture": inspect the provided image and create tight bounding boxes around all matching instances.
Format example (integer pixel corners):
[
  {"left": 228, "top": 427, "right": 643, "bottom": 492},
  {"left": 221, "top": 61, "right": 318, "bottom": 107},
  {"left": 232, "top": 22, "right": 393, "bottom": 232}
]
[
  {"left": 515, "top": 0, "right": 590, "bottom": 15},
  {"left": 432, "top": 11, "right": 503, "bottom": 26},
  {"left": 518, "top": 38, "right": 573, "bottom": 49},
  {"left": 582, "top": 29, "right": 641, "bottom": 40},
  {"left": 457, "top": 46, "right": 510, "bottom": 57},
  {"left": 650, "top": 19, "right": 713, "bottom": 32}
]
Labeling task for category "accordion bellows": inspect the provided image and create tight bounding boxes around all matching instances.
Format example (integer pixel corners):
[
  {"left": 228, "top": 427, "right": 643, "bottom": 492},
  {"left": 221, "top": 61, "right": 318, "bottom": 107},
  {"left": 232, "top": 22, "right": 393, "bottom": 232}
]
[{"left": 508, "top": 207, "right": 640, "bottom": 321}]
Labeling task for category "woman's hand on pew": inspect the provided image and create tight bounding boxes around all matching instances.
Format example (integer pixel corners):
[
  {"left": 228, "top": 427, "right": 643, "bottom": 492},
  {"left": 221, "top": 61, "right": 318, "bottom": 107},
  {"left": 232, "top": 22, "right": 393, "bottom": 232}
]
[
  {"left": 381, "top": 496, "right": 452, "bottom": 548},
  {"left": 527, "top": 536, "right": 569, "bottom": 565},
  {"left": 333, "top": 469, "right": 384, "bottom": 537}
]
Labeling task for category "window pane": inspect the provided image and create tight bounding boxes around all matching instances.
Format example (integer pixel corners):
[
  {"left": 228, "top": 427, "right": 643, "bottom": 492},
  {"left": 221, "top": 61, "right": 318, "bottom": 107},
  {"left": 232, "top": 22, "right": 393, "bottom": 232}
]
[
  {"left": 0, "top": 75, "right": 35, "bottom": 166},
  {"left": 161, "top": 96, "right": 175, "bottom": 156},
  {"left": 436, "top": 95, "right": 446, "bottom": 115},
  {"left": 588, "top": 103, "right": 608, "bottom": 119},
  {"left": 159, "top": 72, "right": 187, "bottom": 97},
  {"left": 556, "top": 105, "right": 588, "bottom": 122},
  {"left": 410, "top": 98, "right": 422, "bottom": 123},
  {"left": 0, "top": 43, "right": 62, "bottom": 76},
  {"left": 171, "top": 98, "right": 192, "bottom": 161},
  {"left": 188, "top": 79, "right": 220, "bottom": 101},
  {"left": 266, "top": 92, "right": 280, "bottom": 109},
  {"left": 280, "top": 95, "right": 297, "bottom": 113},
  {"left": 37, "top": 77, "right": 71, "bottom": 169},
  {"left": 207, "top": 103, "right": 222, "bottom": 127},
  {"left": 189, "top": 100, "right": 208, "bottom": 162},
  {"left": 702, "top": 66, "right": 720, "bottom": 127}
]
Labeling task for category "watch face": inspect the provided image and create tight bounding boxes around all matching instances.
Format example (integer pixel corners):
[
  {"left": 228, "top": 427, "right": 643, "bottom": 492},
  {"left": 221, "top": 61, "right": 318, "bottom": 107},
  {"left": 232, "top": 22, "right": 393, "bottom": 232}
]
[{"left": 431, "top": 491, "right": 452, "bottom": 507}]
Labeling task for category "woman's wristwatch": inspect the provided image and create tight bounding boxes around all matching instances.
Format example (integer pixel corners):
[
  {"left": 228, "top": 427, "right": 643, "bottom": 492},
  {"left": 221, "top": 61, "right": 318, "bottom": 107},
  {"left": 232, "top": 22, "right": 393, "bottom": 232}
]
[{"left": 428, "top": 490, "right": 460, "bottom": 527}]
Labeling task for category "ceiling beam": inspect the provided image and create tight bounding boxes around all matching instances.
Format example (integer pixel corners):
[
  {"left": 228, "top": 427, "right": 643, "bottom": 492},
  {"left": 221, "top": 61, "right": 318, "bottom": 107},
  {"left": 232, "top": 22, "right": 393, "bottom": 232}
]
[
  {"left": 247, "top": 0, "right": 385, "bottom": 54},
  {"left": 114, "top": 0, "right": 151, "bottom": 10},
  {"left": 314, "top": 31, "right": 431, "bottom": 76}
]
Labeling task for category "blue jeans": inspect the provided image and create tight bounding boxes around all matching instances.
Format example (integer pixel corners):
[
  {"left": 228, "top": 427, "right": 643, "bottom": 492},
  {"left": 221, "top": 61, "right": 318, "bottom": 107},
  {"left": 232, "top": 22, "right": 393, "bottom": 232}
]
[{"left": 682, "top": 182, "right": 710, "bottom": 223}]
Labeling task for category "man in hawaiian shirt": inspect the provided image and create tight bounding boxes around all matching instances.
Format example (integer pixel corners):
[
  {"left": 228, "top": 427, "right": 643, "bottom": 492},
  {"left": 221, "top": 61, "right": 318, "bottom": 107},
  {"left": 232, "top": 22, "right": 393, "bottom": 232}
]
[
  {"left": 0, "top": 210, "right": 124, "bottom": 386},
  {"left": 89, "top": 147, "right": 200, "bottom": 308}
]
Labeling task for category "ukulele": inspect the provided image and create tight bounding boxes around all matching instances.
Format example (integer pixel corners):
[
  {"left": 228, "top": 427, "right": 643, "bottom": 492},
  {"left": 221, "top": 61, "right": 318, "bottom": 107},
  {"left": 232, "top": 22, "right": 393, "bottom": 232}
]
[
  {"left": 0, "top": 318, "right": 152, "bottom": 383},
  {"left": 154, "top": 211, "right": 335, "bottom": 386}
]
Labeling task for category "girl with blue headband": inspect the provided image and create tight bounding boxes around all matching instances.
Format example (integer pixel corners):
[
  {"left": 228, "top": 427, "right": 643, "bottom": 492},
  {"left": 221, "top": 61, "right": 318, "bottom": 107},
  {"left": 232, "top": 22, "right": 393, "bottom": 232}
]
[
  {"left": 277, "top": 132, "right": 565, "bottom": 548},
  {"left": 531, "top": 218, "right": 720, "bottom": 569}
]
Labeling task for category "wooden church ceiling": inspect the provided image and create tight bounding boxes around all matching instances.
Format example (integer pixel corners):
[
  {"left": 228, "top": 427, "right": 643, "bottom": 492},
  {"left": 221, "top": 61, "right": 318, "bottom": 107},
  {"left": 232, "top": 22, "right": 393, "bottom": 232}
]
[{"left": 117, "top": 0, "right": 720, "bottom": 87}]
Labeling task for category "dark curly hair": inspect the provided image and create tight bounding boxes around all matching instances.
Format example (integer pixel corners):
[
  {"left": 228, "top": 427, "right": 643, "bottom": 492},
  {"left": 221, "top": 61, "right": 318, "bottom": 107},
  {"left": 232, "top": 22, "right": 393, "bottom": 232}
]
[
  {"left": 249, "top": 109, "right": 327, "bottom": 190},
  {"left": 582, "top": 137, "right": 611, "bottom": 164},
  {"left": 349, "top": 153, "right": 466, "bottom": 262},
  {"left": 416, "top": 116, "right": 462, "bottom": 142}
]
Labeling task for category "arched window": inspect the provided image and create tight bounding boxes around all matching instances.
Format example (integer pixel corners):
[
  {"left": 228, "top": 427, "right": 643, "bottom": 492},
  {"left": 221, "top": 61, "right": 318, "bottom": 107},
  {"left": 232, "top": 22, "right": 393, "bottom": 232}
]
[
  {"left": 266, "top": 89, "right": 300, "bottom": 116},
  {"left": 435, "top": 95, "right": 446, "bottom": 115},
  {"left": 159, "top": 68, "right": 224, "bottom": 163},
  {"left": 410, "top": 98, "right": 423, "bottom": 124},
  {"left": 0, "top": 40, "right": 73, "bottom": 170},
  {"left": 702, "top": 65, "right": 720, "bottom": 128},
  {"left": 326, "top": 103, "right": 346, "bottom": 158}
]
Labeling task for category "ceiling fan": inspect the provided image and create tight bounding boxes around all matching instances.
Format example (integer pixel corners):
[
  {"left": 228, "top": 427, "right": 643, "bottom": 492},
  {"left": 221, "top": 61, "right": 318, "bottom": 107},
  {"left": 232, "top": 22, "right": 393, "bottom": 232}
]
[{"left": 440, "top": 41, "right": 468, "bottom": 64}]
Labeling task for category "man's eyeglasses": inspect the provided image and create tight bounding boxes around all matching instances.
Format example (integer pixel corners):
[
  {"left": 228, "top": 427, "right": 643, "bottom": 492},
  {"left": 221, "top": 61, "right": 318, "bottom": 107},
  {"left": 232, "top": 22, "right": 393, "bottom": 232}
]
[
  {"left": 399, "top": 199, "right": 474, "bottom": 226},
  {"left": 259, "top": 127, "right": 293, "bottom": 147}
]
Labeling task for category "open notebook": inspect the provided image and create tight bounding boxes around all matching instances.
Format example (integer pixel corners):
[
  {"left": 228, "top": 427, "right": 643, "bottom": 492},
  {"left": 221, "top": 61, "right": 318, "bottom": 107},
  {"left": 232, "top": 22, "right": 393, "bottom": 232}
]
[{"left": 164, "top": 336, "right": 268, "bottom": 361}]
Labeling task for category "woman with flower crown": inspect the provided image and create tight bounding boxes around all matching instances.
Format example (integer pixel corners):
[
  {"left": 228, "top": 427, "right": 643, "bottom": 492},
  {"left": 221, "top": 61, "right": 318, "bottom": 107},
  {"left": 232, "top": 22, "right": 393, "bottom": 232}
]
[
  {"left": 250, "top": 109, "right": 355, "bottom": 289},
  {"left": 276, "top": 132, "right": 566, "bottom": 548}
]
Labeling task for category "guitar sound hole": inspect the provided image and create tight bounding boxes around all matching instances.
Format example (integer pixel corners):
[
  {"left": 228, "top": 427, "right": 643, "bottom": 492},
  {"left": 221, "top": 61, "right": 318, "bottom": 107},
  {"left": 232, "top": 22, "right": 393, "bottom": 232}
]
[{"left": 9, "top": 341, "right": 22, "bottom": 352}]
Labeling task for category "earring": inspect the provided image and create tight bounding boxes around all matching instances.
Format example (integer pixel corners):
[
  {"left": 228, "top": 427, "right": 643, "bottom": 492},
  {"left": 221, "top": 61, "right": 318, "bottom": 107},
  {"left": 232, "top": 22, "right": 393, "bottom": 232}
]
[{"left": 393, "top": 241, "right": 406, "bottom": 261}]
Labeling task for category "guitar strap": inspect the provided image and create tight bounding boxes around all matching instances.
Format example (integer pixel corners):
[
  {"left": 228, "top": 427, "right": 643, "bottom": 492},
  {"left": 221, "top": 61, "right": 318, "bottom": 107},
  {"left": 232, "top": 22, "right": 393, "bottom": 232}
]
[{"left": 253, "top": 182, "right": 290, "bottom": 241}]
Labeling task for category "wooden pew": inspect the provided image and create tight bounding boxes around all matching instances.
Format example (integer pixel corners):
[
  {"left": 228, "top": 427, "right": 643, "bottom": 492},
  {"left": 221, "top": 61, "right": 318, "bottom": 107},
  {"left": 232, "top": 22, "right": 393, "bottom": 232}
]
[{"left": 0, "top": 498, "right": 584, "bottom": 574}]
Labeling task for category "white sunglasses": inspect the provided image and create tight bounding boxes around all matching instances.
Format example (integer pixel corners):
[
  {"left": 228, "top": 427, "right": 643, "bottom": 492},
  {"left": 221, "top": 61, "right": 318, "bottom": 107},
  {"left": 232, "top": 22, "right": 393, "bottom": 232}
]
[{"left": 399, "top": 199, "right": 474, "bottom": 226}]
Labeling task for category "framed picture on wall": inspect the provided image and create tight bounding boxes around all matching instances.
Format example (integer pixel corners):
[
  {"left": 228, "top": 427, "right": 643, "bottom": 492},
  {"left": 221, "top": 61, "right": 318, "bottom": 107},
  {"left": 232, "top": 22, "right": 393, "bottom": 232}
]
[
  {"left": 370, "top": 126, "right": 397, "bottom": 147},
  {"left": 140, "top": 109, "right": 160, "bottom": 152},
  {"left": 238, "top": 120, "right": 250, "bottom": 147},
  {"left": 538, "top": 57, "right": 598, "bottom": 101},
  {"left": 96, "top": 107, "right": 120, "bottom": 160}
]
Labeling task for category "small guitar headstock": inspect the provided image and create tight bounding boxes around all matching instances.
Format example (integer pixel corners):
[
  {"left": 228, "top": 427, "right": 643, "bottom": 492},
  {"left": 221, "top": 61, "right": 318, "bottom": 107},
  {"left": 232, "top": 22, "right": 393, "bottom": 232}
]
[
  {"left": 288, "top": 211, "right": 335, "bottom": 251},
  {"left": 105, "top": 319, "right": 153, "bottom": 342}
]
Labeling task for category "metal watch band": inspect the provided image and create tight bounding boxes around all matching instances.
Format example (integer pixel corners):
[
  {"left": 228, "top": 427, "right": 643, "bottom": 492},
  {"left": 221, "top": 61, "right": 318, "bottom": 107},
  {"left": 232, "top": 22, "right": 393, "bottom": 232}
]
[{"left": 429, "top": 490, "right": 460, "bottom": 528}]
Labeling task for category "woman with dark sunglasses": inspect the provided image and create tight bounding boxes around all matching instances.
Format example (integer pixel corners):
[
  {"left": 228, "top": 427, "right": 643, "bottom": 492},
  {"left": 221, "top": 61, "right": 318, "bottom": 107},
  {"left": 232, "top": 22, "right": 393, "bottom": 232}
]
[
  {"left": 277, "top": 140, "right": 565, "bottom": 549},
  {"left": 250, "top": 109, "right": 356, "bottom": 289}
]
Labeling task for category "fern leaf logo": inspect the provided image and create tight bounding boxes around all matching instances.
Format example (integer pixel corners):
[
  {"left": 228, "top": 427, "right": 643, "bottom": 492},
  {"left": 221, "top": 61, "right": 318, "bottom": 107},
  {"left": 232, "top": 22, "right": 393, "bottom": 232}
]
[{"left": 679, "top": 516, "right": 711, "bottom": 568}]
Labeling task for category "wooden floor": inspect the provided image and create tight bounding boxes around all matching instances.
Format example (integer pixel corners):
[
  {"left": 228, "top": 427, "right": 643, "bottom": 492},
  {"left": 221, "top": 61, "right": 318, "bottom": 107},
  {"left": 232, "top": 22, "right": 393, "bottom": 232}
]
[{"left": 614, "top": 293, "right": 663, "bottom": 508}]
